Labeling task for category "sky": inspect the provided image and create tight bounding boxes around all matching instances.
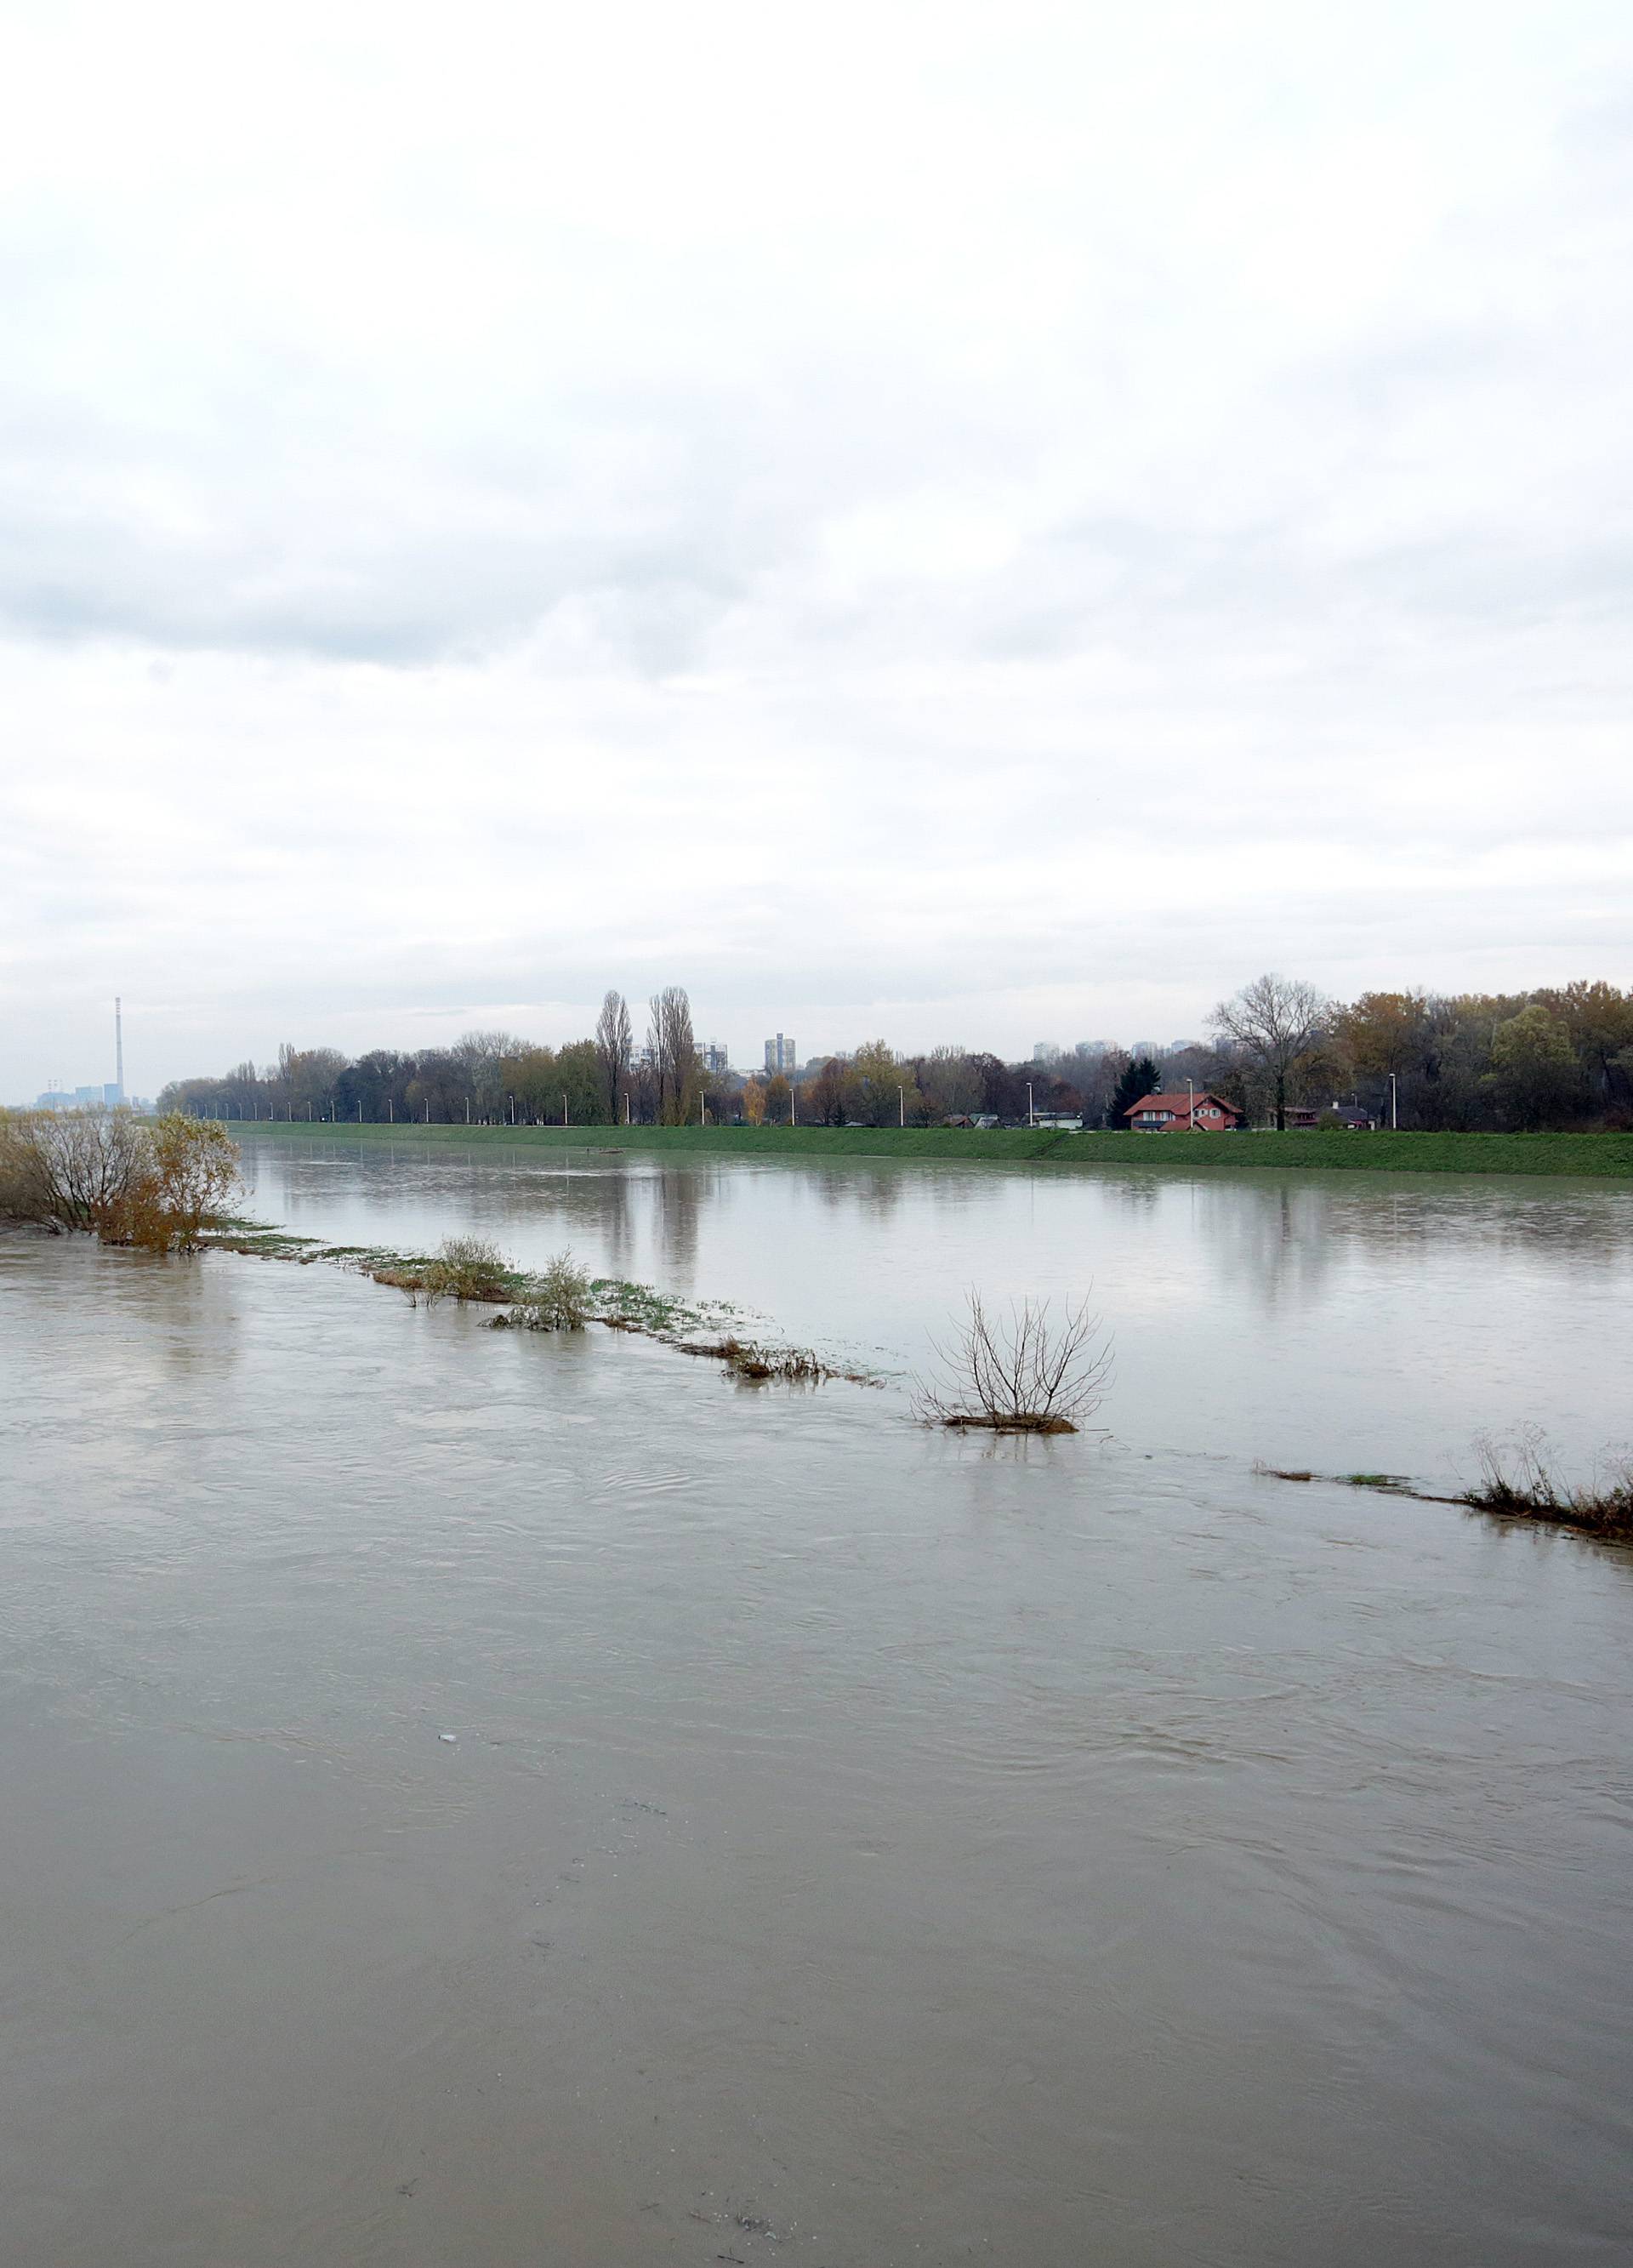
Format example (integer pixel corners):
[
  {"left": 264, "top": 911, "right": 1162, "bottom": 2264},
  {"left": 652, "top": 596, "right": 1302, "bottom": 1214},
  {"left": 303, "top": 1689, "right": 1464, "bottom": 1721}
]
[{"left": 3, "top": 0, "right": 1631, "bottom": 1097}]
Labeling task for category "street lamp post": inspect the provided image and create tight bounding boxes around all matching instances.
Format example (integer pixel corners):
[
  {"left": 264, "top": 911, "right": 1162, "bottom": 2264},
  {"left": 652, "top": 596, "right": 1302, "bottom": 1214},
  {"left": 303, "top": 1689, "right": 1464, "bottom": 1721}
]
[
  {"left": 1389, "top": 1073, "right": 1397, "bottom": 1130},
  {"left": 1027, "top": 1081, "right": 1034, "bottom": 1127}
]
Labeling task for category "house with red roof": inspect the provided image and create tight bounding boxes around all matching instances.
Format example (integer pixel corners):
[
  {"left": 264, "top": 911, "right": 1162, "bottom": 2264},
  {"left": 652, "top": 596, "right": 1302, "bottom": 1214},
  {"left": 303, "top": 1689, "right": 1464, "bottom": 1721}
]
[{"left": 1123, "top": 1090, "right": 1241, "bottom": 1131}]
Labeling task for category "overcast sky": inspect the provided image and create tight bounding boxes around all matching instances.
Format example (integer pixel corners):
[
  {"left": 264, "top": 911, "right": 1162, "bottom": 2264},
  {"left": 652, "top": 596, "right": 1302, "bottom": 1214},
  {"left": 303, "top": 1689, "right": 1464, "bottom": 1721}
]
[{"left": 3, "top": 0, "right": 1630, "bottom": 1096}]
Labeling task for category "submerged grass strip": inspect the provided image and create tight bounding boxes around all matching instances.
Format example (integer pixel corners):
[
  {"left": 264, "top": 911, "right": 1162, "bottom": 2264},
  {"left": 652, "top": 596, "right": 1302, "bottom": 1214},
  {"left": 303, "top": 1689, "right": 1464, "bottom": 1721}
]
[
  {"left": 223, "top": 1120, "right": 1633, "bottom": 1177},
  {"left": 1256, "top": 1455, "right": 1633, "bottom": 1543},
  {"left": 196, "top": 1223, "right": 1628, "bottom": 1532},
  {"left": 198, "top": 1222, "right": 878, "bottom": 1384}
]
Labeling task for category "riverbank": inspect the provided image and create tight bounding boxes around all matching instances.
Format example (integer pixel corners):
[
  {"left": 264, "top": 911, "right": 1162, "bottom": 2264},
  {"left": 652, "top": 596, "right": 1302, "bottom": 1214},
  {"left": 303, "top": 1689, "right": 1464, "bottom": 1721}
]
[{"left": 224, "top": 1119, "right": 1633, "bottom": 1177}]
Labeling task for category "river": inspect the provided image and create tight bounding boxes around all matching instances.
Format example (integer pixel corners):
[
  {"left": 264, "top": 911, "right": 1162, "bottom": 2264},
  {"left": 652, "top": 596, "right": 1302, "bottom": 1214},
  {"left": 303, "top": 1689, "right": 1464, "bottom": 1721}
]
[{"left": 3, "top": 1142, "right": 1630, "bottom": 2265}]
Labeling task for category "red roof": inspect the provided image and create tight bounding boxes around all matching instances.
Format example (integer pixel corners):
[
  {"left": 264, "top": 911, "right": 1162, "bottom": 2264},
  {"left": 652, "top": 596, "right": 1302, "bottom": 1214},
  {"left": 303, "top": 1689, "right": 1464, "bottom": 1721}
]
[{"left": 1124, "top": 1091, "right": 1238, "bottom": 1118}]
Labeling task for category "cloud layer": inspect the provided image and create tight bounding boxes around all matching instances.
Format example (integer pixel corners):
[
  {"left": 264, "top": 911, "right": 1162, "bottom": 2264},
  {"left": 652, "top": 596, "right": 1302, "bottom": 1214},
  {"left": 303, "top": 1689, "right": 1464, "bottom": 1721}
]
[{"left": 3, "top": 0, "right": 1630, "bottom": 1091}]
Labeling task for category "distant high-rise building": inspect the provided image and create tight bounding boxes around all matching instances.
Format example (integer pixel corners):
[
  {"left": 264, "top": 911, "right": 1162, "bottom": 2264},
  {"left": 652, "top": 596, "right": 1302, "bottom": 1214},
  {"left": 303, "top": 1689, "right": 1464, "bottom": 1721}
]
[
  {"left": 33, "top": 1082, "right": 121, "bottom": 1111},
  {"left": 701, "top": 1040, "right": 730, "bottom": 1075},
  {"left": 764, "top": 1033, "right": 797, "bottom": 1074}
]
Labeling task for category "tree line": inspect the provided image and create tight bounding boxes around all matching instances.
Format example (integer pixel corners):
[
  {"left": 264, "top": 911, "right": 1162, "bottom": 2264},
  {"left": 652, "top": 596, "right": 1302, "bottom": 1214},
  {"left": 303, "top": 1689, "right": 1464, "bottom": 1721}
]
[{"left": 156, "top": 976, "right": 1633, "bottom": 1133}]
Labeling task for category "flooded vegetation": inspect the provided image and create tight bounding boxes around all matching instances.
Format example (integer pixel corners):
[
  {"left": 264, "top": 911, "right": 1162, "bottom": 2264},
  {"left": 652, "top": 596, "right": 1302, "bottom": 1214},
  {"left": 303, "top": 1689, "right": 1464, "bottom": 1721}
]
[
  {"left": 0, "top": 1106, "right": 239, "bottom": 1251},
  {"left": 203, "top": 1211, "right": 866, "bottom": 1386},
  {"left": 3, "top": 1140, "right": 1631, "bottom": 2265},
  {"left": 1463, "top": 1427, "right": 1633, "bottom": 1543},
  {"left": 1260, "top": 1445, "right": 1633, "bottom": 1542},
  {"left": 913, "top": 1290, "right": 1111, "bottom": 1433}
]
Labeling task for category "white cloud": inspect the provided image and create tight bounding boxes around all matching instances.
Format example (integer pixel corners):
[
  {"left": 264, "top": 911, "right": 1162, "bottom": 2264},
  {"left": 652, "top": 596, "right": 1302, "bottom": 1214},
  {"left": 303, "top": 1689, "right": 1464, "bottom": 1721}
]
[{"left": 2, "top": 0, "right": 1631, "bottom": 1091}]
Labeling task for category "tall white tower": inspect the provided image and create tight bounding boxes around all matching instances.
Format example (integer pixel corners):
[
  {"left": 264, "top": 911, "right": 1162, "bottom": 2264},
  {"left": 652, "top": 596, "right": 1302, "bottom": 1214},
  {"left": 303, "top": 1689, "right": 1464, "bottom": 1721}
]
[{"left": 115, "top": 996, "right": 124, "bottom": 1104}]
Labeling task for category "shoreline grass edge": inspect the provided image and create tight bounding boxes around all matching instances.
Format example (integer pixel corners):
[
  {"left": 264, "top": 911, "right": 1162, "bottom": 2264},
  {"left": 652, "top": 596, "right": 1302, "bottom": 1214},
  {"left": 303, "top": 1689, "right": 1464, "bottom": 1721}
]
[{"left": 221, "top": 1120, "right": 1633, "bottom": 1178}]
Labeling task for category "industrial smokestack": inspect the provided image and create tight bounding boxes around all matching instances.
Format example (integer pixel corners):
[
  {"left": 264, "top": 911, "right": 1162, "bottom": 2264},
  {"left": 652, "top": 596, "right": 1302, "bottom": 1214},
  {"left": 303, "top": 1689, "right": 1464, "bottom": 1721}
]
[{"left": 115, "top": 996, "right": 124, "bottom": 1103}]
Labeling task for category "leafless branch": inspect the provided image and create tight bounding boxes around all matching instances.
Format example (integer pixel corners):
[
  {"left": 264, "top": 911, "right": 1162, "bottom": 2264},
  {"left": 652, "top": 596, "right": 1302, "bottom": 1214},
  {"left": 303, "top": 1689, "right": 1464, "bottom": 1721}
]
[{"left": 913, "top": 1291, "right": 1112, "bottom": 1433}]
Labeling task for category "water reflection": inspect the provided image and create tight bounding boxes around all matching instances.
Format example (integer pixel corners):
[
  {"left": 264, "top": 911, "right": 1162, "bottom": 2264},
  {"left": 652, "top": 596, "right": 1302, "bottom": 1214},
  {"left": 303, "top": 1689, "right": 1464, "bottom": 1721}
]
[
  {"left": 650, "top": 1168, "right": 700, "bottom": 1279},
  {"left": 3, "top": 1199, "right": 1631, "bottom": 2266},
  {"left": 587, "top": 1164, "right": 634, "bottom": 1277},
  {"left": 811, "top": 1162, "right": 908, "bottom": 1224},
  {"left": 1186, "top": 1180, "right": 1340, "bottom": 1313},
  {"left": 229, "top": 1143, "right": 1633, "bottom": 1485}
]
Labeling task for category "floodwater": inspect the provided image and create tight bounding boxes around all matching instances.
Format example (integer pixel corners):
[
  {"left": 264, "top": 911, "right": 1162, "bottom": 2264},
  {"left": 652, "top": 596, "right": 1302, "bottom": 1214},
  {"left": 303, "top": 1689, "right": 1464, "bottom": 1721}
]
[{"left": 2, "top": 1145, "right": 1630, "bottom": 2266}]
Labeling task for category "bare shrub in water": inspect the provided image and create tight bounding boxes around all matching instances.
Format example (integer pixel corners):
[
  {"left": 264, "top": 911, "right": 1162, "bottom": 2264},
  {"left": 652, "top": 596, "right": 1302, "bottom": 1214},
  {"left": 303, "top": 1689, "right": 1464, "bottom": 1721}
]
[
  {"left": 1464, "top": 1425, "right": 1633, "bottom": 1541},
  {"left": 510, "top": 1250, "right": 592, "bottom": 1331},
  {"left": 418, "top": 1235, "right": 513, "bottom": 1305},
  {"left": 914, "top": 1291, "right": 1112, "bottom": 1434},
  {"left": 726, "top": 1338, "right": 828, "bottom": 1382},
  {"left": 669, "top": 1333, "right": 833, "bottom": 1381}
]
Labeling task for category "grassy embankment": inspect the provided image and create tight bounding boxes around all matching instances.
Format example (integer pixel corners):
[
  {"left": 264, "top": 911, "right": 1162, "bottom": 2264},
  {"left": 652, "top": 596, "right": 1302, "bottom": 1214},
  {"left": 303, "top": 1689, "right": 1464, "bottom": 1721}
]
[{"left": 225, "top": 1120, "right": 1633, "bottom": 1177}]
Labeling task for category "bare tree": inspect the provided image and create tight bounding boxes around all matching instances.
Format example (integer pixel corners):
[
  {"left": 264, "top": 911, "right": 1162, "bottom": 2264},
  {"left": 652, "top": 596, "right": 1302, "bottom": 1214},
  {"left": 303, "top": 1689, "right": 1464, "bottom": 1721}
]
[
  {"left": 452, "top": 1029, "right": 525, "bottom": 1122},
  {"left": 276, "top": 1042, "right": 350, "bottom": 1120},
  {"left": 595, "top": 989, "right": 634, "bottom": 1123},
  {"left": 921, "top": 1046, "right": 982, "bottom": 1119},
  {"left": 0, "top": 1108, "right": 147, "bottom": 1231},
  {"left": 913, "top": 1291, "right": 1112, "bottom": 1434},
  {"left": 648, "top": 986, "right": 698, "bottom": 1125},
  {"left": 0, "top": 1108, "right": 239, "bottom": 1250},
  {"left": 1210, "top": 973, "right": 1329, "bottom": 1131}
]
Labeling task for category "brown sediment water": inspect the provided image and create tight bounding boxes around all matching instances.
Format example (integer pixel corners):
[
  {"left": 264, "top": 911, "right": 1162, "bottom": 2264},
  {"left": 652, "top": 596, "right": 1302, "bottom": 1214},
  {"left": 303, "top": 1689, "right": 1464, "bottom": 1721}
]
[{"left": 2, "top": 1147, "right": 1630, "bottom": 2267}]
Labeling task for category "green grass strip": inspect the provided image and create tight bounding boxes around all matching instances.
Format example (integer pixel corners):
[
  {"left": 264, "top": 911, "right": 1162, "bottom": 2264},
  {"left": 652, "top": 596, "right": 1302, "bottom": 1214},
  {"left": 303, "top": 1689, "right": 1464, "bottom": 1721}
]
[{"left": 224, "top": 1121, "right": 1633, "bottom": 1177}]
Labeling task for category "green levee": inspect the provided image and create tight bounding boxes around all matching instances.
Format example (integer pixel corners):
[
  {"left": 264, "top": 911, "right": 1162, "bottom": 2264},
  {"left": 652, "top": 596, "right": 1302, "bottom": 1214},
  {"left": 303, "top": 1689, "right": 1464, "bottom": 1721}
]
[{"left": 223, "top": 1122, "right": 1633, "bottom": 1177}]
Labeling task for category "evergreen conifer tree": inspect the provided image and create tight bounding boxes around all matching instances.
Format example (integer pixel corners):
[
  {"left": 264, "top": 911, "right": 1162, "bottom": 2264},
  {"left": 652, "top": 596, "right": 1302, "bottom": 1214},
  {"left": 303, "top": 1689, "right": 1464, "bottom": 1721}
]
[{"left": 1107, "top": 1054, "right": 1161, "bottom": 1128}]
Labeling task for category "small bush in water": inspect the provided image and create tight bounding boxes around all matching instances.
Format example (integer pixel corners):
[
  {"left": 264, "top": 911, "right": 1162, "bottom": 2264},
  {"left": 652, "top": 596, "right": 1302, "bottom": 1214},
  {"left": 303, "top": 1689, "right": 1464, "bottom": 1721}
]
[
  {"left": 510, "top": 1250, "right": 592, "bottom": 1331},
  {"left": 419, "top": 1236, "right": 513, "bottom": 1304},
  {"left": 913, "top": 1290, "right": 1112, "bottom": 1434}
]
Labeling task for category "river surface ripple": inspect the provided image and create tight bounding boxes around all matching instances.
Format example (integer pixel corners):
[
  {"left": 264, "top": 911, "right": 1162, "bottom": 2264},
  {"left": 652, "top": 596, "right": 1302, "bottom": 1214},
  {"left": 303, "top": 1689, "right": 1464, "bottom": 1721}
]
[{"left": 2, "top": 1147, "right": 1630, "bottom": 2266}]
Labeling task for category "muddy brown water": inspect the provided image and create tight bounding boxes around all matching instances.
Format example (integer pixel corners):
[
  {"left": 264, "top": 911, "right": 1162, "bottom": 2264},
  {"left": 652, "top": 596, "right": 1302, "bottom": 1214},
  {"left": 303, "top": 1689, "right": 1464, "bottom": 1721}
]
[{"left": 2, "top": 1145, "right": 1630, "bottom": 2265}]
